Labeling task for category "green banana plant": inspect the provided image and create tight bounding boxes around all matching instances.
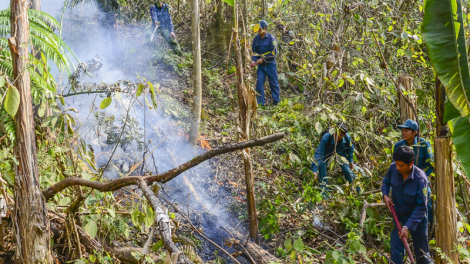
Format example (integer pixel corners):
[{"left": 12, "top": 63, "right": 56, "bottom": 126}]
[{"left": 422, "top": 0, "right": 470, "bottom": 176}]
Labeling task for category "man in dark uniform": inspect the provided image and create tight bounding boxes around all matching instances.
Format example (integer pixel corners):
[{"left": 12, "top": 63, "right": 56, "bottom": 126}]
[
  {"left": 149, "top": 0, "right": 182, "bottom": 56},
  {"left": 250, "top": 20, "right": 280, "bottom": 106},
  {"left": 310, "top": 123, "right": 357, "bottom": 195},
  {"left": 382, "top": 145, "right": 432, "bottom": 264},
  {"left": 394, "top": 119, "right": 434, "bottom": 227}
]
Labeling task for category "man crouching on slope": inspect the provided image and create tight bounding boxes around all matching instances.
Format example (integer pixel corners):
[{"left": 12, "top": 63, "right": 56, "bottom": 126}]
[{"left": 382, "top": 145, "right": 432, "bottom": 264}]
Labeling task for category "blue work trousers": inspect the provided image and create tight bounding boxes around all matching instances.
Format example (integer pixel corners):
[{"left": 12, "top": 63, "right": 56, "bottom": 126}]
[
  {"left": 428, "top": 192, "right": 433, "bottom": 228},
  {"left": 311, "top": 161, "right": 356, "bottom": 195},
  {"left": 391, "top": 215, "right": 432, "bottom": 264},
  {"left": 256, "top": 62, "right": 280, "bottom": 105}
]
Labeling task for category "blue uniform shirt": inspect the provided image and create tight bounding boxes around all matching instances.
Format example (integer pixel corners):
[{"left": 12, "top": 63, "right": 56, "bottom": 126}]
[
  {"left": 150, "top": 3, "right": 174, "bottom": 32},
  {"left": 311, "top": 132, "right": 354, "bottom": 172},
  {"left": 252, "top": 33, "right": 277, "bottom": 63},
  {"left": 393, "top": 137, "right": 434, "bottom": 176},
  {"left": 382, "top": 163, "right": 428, "bottom": 232}
]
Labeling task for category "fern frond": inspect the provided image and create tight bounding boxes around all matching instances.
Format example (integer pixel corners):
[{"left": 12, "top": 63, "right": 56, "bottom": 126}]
[
  {"left": 27, "top": 9, "right": 60, "bottom": 30},
  {"left": 0, "top": 8, "right": 74, "bottom": 74},
  {"left": 0, "top": 109, "right": 16, "bottom": 142}
]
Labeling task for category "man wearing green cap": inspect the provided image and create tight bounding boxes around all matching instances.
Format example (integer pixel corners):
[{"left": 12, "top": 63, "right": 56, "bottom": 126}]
[
  {"left": 149, "top": 1, "right": 182, "bottom": 56},
  {"left": 394, "top": 119, "right": 434, "bottom": 227},
  {"left": 251, "top": 20, "right": 280, "bottom": 106}
]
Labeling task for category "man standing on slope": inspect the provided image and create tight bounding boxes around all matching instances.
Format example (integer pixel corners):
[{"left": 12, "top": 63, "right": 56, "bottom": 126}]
[
  {"left": 382, "top": 145, "right": 432, "bottom": 264},
  {"left": 394, "top": 119, "right": 434, "bottom": 227},
  {"left": 149, "top": 0, "right": 182, "bottom": 56},
  {"left": 250, "top": 20, "right": 280, "bottom": 106}
]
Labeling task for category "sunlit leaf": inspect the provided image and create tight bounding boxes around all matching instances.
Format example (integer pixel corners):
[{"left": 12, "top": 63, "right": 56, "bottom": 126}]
[
  {"left": 253, "top": 23, "right": 260, "bottom": 33},
  {"left": 100, "top": 97, "right": 112, "bottom": 109},
  {"left": 84, "top": 221, "right": 98, "bottom": 239},
  {"left": 221, "top": 0, "right": 234, "bottom": 6},
  {"left": 5, "top": 85, "right": 20, "bottom": 118},
  {"left": 136, "top": 84, "right": 144, "bottom": 97},
  {"left": 315, "top": 122, "right": 322, "bottom": 134},
  {"left": 38, "top": 100, "right": 46, "bottom": 117},
  {"left": 108, "top": 208, "right": 116, "bottom": 218},
  {"left": 293, "top": 239, "right": 304, "bottom": 252}
]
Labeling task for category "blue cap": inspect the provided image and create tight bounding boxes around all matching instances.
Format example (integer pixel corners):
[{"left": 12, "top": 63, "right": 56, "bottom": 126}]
[
  {"left": 259, "top": 20, "right": 268, "bottom": 29},
  {"left": 397, "top": 119, "right": 418, "bottom": 131}
]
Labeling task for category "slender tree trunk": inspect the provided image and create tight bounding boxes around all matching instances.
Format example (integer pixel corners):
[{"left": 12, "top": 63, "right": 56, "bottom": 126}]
[
  {"left": 434, "top": 79, "right": 459, "bottom": 264},
  {"left": 9, "top": 0, "right": 50, "bottom": 262},
  {"left": 398, "top": 75, "right": 415, "bottom": 123},
  {"left": 31, "top": 0, "right": 40, "bottom": 10},
  {"left": 233, "top": 2, "right": 259, "bottom": 243},
  {"left": 188, "top": 0, "right": 202, "bottom": 145}
]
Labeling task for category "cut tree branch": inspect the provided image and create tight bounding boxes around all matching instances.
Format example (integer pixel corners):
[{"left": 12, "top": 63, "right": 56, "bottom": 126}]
[
  {"left": 137, "top": 179, "right": 194, "bottom": 264},
  {"left": 43, "top": 132, "right": 285, "bottom": 200}
]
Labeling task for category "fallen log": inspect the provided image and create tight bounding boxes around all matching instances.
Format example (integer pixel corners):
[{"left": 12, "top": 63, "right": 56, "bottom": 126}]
[
  {"left": 137, "top": 179, "right": 195, "bottom": 264},
  {"left": 230, "top": 230, "right": 283, "bottom": 264},
  {"left": 43, "top": 132, "right": 285, "bottom": 200},
  {"left": 104, "top": 245, "right": 163, "bottom": 264}
]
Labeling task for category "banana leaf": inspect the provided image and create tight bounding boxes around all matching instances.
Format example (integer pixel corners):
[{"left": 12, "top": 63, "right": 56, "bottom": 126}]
[
  {"left": 422, "top": 0, "right": 470, "bottom": 119},
  {"left": 450, "top": 116, "right": 470, "bottom": 176},
  {"left": 423, "top": 0, "right": 470, "bottom": 176}
]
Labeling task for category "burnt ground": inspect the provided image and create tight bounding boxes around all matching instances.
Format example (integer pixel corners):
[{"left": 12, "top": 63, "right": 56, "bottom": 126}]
[{"left": 87, "top": 14, "right": 266, "bottom": 262}]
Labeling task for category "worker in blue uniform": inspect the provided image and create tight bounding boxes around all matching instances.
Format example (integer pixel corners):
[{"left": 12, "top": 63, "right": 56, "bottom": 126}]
[
  {"left": 394, "top": 119, "right": 434, "bottom": 227},
  {"left": 382, "top": 146, "right": 432, "bottom": 264},
  {"left": 310, "top": 123, "right": 357, "bottom": 195},
  {"left": 149, "top": 1, "right": 182, "bottom": 56},
  {"left": 250, "top": 20, "right": 280, "bottom": 106}
]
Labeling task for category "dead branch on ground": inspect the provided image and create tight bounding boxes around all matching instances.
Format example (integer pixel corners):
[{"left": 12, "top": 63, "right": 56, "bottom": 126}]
[
  {"left": 137, "top": 179, "right": 195, "bottom": 264},
  {"left": 359, "top": 200, "right": 385, "bottom": 227},
  {"left": 43, "top": 132, "right": 285, "bottom": 200}
]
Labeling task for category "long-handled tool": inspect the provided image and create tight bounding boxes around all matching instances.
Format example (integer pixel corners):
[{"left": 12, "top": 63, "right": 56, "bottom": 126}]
[
  {"left": 150, "top": 25, "right": 158, "bottom": 42},
  {"left": 390, "top": 205, "right": 415, "bottom": 264}
]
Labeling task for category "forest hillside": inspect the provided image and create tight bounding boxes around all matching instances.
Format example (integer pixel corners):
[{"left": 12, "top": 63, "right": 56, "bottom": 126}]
[{"left": 0, "top": 0, "right": 469, "bottom": 263}]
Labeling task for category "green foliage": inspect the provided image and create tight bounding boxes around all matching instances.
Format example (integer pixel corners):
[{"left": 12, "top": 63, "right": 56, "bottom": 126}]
[
  {"left": 4, "top": 84, "right": 19, "bottom": 118},
  {"left": 276, "top": 234, "right": 318, "bottom": 263},
  {"left": 422, "top": 0, "right": 470, "bottom": 118},
  {"left": 0, "top": 8, "right": 71, "bottom": 74},
  {"left": 100, "top": 97, "right": 113, "bottom": 109},
  {"left": 450, "top": 117, "right": 470, "bottom": 176},
  {"left": 220, "top": 0, "right": 233, "bottom": 6},
  {"left": 422, "top": 0, "right": 470, "bottom": 176}
]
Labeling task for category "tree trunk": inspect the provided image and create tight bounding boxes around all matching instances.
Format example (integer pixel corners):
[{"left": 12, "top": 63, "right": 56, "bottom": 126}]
[
  {"left": 233, "top": 2, "right": 259, "bottom": 244},
  {"left": 188, "top": 0, "right": 202, "bottom": 145},
  {"left": 434, "top": 138, "right": 459, "bottom": 264},
  {"left": 8, "top": 0, "right": 50, "bottom": 262},
  {"left": 231, "top": 230, "right": 283, "bottom": 264},
  {"left": 398, "top": 75, "right": 415, "bottom": 123},
  {"left": 31, "top": 0, "right": 41, "bottom": 10},
  {"left": 434, "top": 79, "right": 459, "bottom": 264}
]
